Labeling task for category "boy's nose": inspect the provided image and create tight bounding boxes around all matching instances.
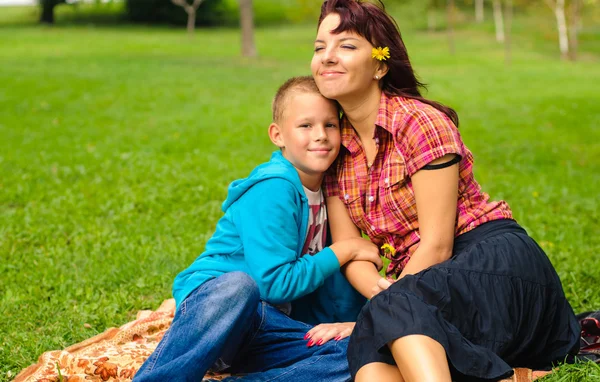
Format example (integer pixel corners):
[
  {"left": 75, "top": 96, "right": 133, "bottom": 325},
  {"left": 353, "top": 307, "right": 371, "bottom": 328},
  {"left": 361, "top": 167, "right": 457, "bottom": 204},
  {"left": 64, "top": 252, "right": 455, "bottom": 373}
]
[{"left": 312, "top": 126, "right": 327, "bottom": 141}]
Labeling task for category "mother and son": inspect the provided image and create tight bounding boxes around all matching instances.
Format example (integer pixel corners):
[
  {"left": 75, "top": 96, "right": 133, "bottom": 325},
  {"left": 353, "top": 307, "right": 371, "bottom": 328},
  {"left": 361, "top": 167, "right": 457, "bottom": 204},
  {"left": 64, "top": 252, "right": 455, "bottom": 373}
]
[{"left": 133, "top": 1, "right": 580, "bottom": 381}]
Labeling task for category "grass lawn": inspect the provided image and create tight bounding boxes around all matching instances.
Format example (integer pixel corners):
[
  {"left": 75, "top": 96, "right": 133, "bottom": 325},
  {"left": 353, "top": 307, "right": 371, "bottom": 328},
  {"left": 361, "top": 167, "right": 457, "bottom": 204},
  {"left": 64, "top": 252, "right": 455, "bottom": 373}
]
[{"left": 1, "top": 4, "right": 599, "bottom": 381}]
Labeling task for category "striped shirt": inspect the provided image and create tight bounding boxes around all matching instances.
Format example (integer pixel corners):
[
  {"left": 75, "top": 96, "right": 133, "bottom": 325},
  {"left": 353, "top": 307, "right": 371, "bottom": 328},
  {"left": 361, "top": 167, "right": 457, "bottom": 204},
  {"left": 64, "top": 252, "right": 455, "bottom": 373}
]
[{"left": 324, "top": 92, "right": 513, "bottom": 277}]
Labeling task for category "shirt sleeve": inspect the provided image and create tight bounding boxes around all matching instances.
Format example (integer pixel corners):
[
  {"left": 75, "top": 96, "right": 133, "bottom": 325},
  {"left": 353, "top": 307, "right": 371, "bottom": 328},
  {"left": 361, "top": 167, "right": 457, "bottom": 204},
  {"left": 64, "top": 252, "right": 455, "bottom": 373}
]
[
  {"left": 234, "top": 179, "right": 340, "bottom": 305},
  {"left": 395, "top": 106, "right": 465, "bottom": 177}
]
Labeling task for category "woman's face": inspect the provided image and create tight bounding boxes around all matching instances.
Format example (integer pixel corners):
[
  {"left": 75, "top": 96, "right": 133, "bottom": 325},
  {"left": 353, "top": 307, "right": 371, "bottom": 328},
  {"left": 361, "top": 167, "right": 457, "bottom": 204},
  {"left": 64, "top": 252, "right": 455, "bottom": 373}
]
[{"left": 311, "top": 13, "right": 382, "bottom": 102}]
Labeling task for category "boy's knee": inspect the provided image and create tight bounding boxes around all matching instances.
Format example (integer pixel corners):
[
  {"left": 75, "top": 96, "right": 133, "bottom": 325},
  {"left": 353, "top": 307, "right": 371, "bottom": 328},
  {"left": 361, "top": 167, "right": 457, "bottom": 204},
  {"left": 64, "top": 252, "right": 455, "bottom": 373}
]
[{"left": 218, "top": 272, "right": 260, "bottom": 303}]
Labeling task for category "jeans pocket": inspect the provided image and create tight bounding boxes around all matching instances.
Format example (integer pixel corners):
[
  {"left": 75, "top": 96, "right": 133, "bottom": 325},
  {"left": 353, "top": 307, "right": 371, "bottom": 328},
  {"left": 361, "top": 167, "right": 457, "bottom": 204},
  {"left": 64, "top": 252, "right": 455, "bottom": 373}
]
[{"left": 180, "top": 299, "right": 187, "bottom": 316}]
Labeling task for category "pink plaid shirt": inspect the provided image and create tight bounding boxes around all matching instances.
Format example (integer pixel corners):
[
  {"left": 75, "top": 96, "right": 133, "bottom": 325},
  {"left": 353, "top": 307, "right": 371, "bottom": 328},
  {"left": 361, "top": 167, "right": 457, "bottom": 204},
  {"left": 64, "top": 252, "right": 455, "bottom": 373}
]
[{"left": 324, "top": 92, "right": 513, "bottom": 277}]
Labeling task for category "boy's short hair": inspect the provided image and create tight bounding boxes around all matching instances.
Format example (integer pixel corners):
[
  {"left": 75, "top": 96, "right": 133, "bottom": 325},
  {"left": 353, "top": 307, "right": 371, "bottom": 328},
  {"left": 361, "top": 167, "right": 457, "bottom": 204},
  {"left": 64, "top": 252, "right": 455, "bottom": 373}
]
[{"left": 272, "top": 76, "right": 332, "bottom": 124}]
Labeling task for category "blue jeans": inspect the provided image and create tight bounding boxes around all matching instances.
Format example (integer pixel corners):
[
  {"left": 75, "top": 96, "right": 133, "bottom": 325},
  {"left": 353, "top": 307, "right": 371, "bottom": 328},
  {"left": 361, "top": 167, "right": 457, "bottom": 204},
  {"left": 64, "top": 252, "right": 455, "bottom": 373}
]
[{"left": 133, "top": 272, "right": 351, "bottom": 382}]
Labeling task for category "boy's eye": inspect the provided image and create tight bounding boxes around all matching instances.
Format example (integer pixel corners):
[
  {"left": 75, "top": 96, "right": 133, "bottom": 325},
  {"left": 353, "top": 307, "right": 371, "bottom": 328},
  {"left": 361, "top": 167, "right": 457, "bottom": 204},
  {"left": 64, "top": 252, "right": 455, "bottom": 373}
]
[
  {"left": 299, "top": 124, "right": 311, "bottom": 128},
  {"left": 326, "top": 123, "right": 338, "bottom": 128}
]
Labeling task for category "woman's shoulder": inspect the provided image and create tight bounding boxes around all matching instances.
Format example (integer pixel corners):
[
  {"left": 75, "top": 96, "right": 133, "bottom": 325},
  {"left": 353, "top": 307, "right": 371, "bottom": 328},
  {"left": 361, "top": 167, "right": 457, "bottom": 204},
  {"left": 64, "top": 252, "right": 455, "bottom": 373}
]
[
  {"left": 386, "top": 96, "right": 458, "bottom": 140},
  {"left": 388, "top": 95, "right": 446, "bottom": 118}
]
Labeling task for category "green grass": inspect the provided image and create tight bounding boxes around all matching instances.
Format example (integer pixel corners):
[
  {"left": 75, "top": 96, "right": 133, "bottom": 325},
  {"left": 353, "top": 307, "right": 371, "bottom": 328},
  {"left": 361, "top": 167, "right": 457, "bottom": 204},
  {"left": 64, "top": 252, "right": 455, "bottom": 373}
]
[
  {"left": 538, "top": 360, "right": 600, "bottom": 381},
  {"left": 1, "top": 4, "right": 599, "bottom": 382}
]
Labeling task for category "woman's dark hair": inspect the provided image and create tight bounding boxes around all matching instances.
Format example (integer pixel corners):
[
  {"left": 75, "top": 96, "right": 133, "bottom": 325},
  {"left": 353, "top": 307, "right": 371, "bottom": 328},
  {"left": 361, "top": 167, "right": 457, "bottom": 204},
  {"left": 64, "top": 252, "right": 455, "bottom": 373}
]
[{"left": 318, "top": 0, "right": 459, "bottom": 126}]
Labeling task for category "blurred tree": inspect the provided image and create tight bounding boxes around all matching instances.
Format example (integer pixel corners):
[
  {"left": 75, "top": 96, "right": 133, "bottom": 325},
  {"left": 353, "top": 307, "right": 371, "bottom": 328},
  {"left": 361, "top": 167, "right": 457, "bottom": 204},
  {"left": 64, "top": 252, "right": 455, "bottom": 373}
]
[
  {"left": 171, "top": 0, "right": 206, "bottom": 33},
  {"left": 544, "top": 0, "right": 569, "bottom": 59},
  {"left": 126, "top": 0, "right": 232, "bottom": 27},
  {"left": 567, "top": 0, "right": 581, "bottom": 59},
  {"left": 504, "top": 0, "right": 513, "bottom": 64},
  {"left": 447, "top": 0, "right": 456, "bottom": 54},
  {"left": 493, "top": 0, "right": 505, "bottom": 42},
  {"left": 39, "top": 0, "right": 66, "bottom": 24},
  {"left": 476, "top": 0, "right": 485, "bottom": 22},
  {"left": 427, "top": 0, "right": 445, "bottom": 32},
  {"left": 239, "top": 0, "right": 256, "bottom": 57}
]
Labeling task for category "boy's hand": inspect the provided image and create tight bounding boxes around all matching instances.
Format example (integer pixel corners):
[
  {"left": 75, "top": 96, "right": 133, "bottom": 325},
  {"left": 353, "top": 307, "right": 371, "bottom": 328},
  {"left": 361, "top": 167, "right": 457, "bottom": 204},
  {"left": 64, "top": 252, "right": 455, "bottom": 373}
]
[
  {"left": 304, "top": 322, "right": 355, "bottom": 347},
  {"left": 348, "top": 238, "right": 382, "bottom": 270},
  {"left": 330, "top": 238, "right": 382, "bottom": 269}
]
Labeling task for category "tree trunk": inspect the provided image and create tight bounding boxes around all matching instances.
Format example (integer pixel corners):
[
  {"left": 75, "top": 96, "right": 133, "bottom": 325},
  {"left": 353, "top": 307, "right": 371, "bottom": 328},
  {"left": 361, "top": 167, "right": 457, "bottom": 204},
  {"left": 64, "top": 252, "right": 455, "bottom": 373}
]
[
  {"left": 40, "top": 0, "right": 57, "bottom": 24},
  {"left": 555, "top": 0, "right": 569, "bottom": 60},
  {"left": 239, "top": 0, "right": 256, "bottom": 57},
  {"left": 428, "top": 9, "right": 436, "bottom": 33},
  {"left": 568, "top": 0, "right": 580, "bottom": 61},
  {"left": 544, "top": 0, "right": 569, "bottom": 60},
  {"left": 447, "top": 0, "right": 455, "bottom": 55},
  {"left": 475, "top": 0, "right": 484, "bottom": 23},
  {"left": 504, "top": 0, "right": 513, "bottom": 65},
  {"left": 493, "top": 0, "right": 505, "bottom": 43},
  {"left": 186, "top": 10, "right": 195, "bottom": 33},
  {"left": 171, "top": 0, "right": 205, "bottom": 34}
]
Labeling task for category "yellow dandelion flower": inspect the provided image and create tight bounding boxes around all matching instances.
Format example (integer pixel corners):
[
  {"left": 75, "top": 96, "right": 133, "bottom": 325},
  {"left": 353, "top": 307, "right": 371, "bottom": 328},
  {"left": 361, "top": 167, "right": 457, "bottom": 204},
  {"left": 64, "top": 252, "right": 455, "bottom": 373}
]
[
  {"left": 372, "top": 46, "right": 390, "bottom": 61},
  {"left": 381, "top": 243, "right": 396, "bottom": 256}
]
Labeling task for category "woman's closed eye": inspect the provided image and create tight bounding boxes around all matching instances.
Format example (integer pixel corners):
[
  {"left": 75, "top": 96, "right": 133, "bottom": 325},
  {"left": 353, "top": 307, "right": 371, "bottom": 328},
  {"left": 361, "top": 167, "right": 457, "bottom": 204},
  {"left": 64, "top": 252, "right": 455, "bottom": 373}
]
[{"left": 341, "top": 44, "right": 356, "bottom": 50}]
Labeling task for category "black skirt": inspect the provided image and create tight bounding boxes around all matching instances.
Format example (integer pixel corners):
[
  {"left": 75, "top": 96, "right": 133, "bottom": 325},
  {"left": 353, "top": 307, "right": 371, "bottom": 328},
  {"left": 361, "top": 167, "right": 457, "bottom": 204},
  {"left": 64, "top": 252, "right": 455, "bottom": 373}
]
[{"left": 347, "top": 219, "right": 580, "bottom": 381}]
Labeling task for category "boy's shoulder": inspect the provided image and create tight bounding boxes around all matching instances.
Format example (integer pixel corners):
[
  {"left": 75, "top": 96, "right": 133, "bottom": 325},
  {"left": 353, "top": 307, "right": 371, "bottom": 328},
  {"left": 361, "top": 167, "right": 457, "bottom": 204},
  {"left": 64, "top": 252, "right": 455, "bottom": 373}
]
[{"left": 221, "top": 151, "right": 305, "bottom": 212}]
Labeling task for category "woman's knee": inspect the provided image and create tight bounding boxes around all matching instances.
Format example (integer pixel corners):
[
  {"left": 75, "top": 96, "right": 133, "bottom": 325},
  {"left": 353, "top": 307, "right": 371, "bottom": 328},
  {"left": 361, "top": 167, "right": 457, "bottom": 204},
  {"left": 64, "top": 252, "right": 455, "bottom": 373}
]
[{"left": 355, "top": 362, "right": 404, "bottom": 382}]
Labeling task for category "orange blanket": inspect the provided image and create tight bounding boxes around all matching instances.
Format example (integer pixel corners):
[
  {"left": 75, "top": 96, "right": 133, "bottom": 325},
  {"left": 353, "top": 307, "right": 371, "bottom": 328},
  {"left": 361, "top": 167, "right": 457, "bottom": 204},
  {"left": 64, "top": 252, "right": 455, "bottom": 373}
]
[{"left": 14, "top": 299, "right": 549, "bottom": 382}]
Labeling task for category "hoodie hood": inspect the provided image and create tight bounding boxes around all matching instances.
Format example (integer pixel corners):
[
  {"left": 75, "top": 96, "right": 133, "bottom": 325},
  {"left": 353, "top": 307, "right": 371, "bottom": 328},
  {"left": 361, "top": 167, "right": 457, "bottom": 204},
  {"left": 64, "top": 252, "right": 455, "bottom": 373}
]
[{"left": 222, "top": 151, "right": 306, "bottom": 212}]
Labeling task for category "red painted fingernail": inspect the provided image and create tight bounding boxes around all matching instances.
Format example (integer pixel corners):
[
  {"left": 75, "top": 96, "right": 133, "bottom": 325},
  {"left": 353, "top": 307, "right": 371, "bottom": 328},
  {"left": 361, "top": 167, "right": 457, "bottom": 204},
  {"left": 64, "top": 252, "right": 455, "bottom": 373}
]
[
  {"left": 317, "top": 339, "right": 324, "bottom": 345},
  {"left": 334, "top": 336, "right": 341, "bottom": 341},
  {"left": 307, "top": 340, "right": 314, "bottom": 347},
  {"left": 304, "top": 333, "right": 311, "bottom": 340}
]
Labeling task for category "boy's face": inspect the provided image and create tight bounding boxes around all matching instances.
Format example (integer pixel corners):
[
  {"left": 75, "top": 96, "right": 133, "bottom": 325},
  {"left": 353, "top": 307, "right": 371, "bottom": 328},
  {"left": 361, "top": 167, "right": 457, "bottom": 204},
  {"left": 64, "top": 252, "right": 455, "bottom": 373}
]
[{"left": 270, "top": 92, "right": 341, "bottom": 190}]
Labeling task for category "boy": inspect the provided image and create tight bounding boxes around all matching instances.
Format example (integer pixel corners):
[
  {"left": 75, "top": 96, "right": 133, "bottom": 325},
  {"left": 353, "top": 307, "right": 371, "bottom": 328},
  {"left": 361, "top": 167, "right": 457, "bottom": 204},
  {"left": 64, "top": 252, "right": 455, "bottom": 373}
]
[{"left": 133, "top": 77, "right": 381, "bottom": 382}]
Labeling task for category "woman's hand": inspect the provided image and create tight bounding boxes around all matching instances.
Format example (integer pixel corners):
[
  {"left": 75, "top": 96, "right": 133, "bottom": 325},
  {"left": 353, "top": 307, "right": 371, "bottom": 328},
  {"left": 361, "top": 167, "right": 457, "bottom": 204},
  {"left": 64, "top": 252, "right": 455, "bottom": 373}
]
[
  {"left": 371, "top": 277, "right": 394, "bottom": 298},
  {"left": 305, "top": 322, "right": 356, "bottom": 347}
]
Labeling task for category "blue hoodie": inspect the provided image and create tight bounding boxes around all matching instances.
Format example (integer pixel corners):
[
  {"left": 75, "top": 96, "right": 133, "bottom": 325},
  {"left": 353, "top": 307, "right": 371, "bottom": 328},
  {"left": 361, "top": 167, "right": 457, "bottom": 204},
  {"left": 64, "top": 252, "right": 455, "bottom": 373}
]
[{"left": 172, "top": 151, "right": 366, "bottom": 324}]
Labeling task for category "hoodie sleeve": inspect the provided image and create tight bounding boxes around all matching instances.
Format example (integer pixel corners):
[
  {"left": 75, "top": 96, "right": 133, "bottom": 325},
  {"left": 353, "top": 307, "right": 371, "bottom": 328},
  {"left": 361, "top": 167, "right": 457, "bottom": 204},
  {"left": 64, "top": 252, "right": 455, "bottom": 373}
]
[{"left": 233, "top": 178, "right": 340, "bottom": 304}]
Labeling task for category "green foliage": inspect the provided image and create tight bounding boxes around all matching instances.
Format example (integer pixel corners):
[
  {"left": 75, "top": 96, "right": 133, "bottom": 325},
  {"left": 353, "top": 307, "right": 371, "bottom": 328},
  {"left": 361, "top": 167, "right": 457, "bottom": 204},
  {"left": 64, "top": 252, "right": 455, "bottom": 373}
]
[
  {"left": 125, "top": 0, "right": 234, "bottom": 26},
  {"left": 1, "top": 5, "right": 599, "bottom": 382},
  {"left": 537, "top": 359, "right": 600, "bottom": 381},
  {"left": 124, "top": 0, "right": 323, "bottom": 27},
  {"left": 219, "top": 0, "right": 323, "bottom": 26}
]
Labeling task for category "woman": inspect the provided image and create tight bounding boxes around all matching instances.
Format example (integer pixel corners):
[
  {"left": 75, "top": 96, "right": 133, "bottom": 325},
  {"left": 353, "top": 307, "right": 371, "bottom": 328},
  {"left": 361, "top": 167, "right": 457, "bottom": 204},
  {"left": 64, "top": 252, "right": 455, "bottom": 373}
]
[{"left": 310, "top": 0, "right": 580, "bottom": 381}]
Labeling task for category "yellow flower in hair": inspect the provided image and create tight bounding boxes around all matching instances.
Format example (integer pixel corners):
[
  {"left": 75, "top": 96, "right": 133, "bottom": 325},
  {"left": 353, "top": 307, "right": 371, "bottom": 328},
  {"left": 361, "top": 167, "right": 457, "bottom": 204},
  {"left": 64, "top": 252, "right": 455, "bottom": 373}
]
[
  {"left": 380, "top": 243, "right": 396, "bottom": 257},
  {"left": 372, "top": 46, "right": 390, "bottom": 61}
]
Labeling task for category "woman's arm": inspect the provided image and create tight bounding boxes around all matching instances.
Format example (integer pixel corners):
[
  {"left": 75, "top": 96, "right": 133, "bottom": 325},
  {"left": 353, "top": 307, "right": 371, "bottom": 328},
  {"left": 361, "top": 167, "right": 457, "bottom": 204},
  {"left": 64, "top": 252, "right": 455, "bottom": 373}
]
[
  {"left": 398, "top": 153, "right": 459, "bottom": 279},
  {"left": 327, "top": 195, "right": 382, "bottom": 298}
]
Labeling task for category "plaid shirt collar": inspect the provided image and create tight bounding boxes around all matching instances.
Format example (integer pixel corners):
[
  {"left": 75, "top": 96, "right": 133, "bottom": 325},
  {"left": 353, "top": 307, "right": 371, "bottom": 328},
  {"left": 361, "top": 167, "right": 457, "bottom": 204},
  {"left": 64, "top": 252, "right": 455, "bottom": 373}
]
[{"left": 340, "top": 91, "right": 395, "bottom": 152}]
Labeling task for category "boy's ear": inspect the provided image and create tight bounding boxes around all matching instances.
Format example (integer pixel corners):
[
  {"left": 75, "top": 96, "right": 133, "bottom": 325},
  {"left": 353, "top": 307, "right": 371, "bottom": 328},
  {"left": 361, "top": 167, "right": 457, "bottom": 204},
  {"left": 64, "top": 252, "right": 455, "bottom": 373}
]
[{"left": 268, "top": 122, "right": 285, "bottom": 148}]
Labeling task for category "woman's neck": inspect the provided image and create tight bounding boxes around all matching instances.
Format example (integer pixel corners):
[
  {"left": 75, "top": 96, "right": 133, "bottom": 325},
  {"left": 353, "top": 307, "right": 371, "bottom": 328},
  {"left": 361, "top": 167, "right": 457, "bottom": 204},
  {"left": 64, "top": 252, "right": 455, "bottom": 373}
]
[{"left": 338, "top": 88, "right": 382, "bottom": 140}]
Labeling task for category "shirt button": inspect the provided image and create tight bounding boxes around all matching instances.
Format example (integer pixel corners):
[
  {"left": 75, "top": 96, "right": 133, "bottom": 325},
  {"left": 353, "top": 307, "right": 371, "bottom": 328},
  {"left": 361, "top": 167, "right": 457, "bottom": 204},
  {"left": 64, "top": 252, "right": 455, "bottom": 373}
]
[
  {"left": 371, "top": 225, "right": 376, "bottom": 231},
  {"left": 384, "top": 178, "right": 389, "bottom": 184},
  {"left": 344, "top": 194, "right": 350, "bottom": 200},
  {"left": 368, "top": 195, "right": 375, "bottom": 202},
  {"left": 375, "top": 137, "right": 380, "bottom": 144}
]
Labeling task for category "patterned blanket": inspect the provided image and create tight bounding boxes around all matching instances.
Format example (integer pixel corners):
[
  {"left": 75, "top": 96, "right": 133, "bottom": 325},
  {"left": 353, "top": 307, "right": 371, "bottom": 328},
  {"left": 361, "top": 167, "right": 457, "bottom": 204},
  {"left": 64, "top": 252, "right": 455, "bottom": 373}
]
[{"left": 14, "top": 299, "right": 549, "bottom": 382}]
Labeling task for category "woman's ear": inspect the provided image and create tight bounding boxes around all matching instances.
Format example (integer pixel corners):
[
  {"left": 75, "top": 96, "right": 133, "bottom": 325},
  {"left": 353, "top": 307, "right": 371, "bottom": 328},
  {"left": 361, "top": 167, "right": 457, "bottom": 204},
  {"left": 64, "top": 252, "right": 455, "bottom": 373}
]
[
  {"left": 376, "top": 62, "right": 389, "bottom": 80},
  {"left": 268, "top": 123, "right": 285, "bottom": 148}
]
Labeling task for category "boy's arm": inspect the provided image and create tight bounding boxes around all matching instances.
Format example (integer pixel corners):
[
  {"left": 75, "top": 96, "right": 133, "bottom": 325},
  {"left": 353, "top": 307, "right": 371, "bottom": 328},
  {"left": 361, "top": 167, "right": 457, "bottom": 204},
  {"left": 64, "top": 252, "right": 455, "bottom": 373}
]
[
  {"left": 327, "top": 196, "right": 382, "bottom": 299},
  {"left": 236, "top": 179, "right": 341, "bottom": 304}
]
